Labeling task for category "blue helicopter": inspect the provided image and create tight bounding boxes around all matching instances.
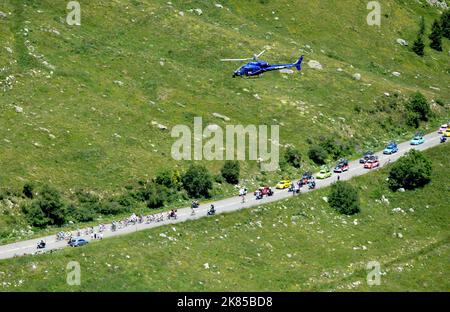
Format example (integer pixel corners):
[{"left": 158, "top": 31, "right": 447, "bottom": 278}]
[{"left": 221, "top": 50, "right": 304, "bottom": 78}]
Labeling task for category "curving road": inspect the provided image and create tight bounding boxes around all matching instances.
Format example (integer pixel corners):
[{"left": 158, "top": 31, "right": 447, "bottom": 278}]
[{"left": 0, "top": 131, "right": 445, "bottom": 260}]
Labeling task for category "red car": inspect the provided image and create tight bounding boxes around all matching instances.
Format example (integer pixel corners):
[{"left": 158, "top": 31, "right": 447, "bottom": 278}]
[
  {"left": 254, "top": 186, "right": 274, "bottom": 199},
  {"left": 364, "top": 159, "right": 379, "bottom": 169}
]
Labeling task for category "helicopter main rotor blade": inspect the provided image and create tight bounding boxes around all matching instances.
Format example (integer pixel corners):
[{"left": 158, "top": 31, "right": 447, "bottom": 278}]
[
  {"left": 221, "top": 58, "right": 253, "bottom": 62},
  {"left": 253, "top": 50, "right": 266, "bottom": 59}
]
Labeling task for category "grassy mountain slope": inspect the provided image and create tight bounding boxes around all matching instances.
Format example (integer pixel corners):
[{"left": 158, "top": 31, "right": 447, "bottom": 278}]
[
  {"left": 0, "top": 143, "right": 448, "bottom": 291},
  {"left": 0, "top": 0, "right": 449, "bottom": 191}
]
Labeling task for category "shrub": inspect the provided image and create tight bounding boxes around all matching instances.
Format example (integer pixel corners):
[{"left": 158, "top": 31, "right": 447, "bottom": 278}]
[
  {"left": 387, "top": 149, "right": 432, "bottom": 191},
  {"left": 23, "top": 183, "right": 34, "bottom": 199},
  {"left": 284, "top": 147, "right": 302, "bottom": 168},
  {"left": 76, "top": 190, "right": 100, "bottom": 207},
  {"left": 98, "top": 200, "right": 126, "bottom": 215},
  {"left": 181, "top": 164, "right": 213, "bottom": 198},
  {"left": 406, "top": 92, "right": 430, "bottom": 122},
  {"left": 317, "top": 136, "right": 352, "bottom": 160},
  {"left": 215, "top": 174, "right": 225, "bottom": 184},
  {"left": 328, "top": 181, "right": 360, "bottom": 215},
  {"left": 22, "top": 202, "right": 49, "bottom": 228},
  {"left": 155, "top": 169, "right": 181, "bottom": 189},
  {"left": 220, "top": 160, "right": 240, "bottom": 184},
  {"left": 22, "top": 185, "right": 67, "bottom": 227},
  {"left": 142, "top": 183, "right": 168, "bottom": 209},
  {"left": 308, "top": 145, "right": 328, "bottom": 165},
  {"left": 68, "top": 203, "right": 95, "bottom": 222},
  {"left": 406, "top": 111, "right": 420, "bottom": 128}
]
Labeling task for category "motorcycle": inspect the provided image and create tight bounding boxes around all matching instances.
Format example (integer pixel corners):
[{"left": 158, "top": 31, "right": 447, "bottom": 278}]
[
  {"left": 308, "top": 181, "right": 316, "bottom": 190},
  {"left": 36, "top": 241, "right": 46, "bottom": 249},
  {"left": 167, "top": 210, "right": 178, "bottom": 220}
]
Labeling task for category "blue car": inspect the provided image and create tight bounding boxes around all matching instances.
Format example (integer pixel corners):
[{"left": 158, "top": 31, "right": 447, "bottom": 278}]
[
  {"left": 410, "top": 135, "right": 425, "bottom": 145},
  {"left": 383, "top": 142, "right": 398, "bottom": 155},
  {"left": 68, "top": 237, "right": 89, "bottom": 247}
]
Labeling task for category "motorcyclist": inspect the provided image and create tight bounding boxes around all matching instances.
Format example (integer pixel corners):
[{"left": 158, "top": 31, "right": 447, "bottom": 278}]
[
  {"left": 169, "top": 209, "right": 177, "bottom": 219},
  {"left": 208, "top": 205, "right": 216, "bottom": 215},
  {"left": 441, "top": 136, "right": 447, "bottom": 143},
  {"left": 37, "top": 240, "right": 46, "bottom": 249}
]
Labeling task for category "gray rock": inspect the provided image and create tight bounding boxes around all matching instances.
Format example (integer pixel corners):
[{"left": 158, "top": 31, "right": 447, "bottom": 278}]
[
  {"left": 151, "top": 121, "right": 168, "bottom": 130},
  {"left": 353, "top": 73, "right": 361, "bottom": 81},
  {"left": 15, "top": 106, "right": 23, "bottom": 113},
  {"left": 113, "top": 80, "right": 124, "bottom": 87},
  {"left": 307, "top": 60, "right": 322, "bottom": 70},
  {"left": 426, "top": 0, "right": 448, "bottom": 9},
  {"left": 279, "top": 68, "right": 294, "bottom": 74},
  {"left": 194, "top": 8, "right": 203, "bottom": 15},
  {"left": 158, "top": 124, "right": 168, "bottom": 130},
  {"left": 212, "top": 112, "right": 231, "bottom": 122},
  {"left": 396, "top": 38, "right": 408, "bottom": 46},
  {"left": 398, "top": 188, "right": 405, "bottom": 193},
  {"left": 392, "top": 71, "right": 401, "bottom": 77},
  {"left": 0, "top": 11, "right": 7, "bottom": 19}
]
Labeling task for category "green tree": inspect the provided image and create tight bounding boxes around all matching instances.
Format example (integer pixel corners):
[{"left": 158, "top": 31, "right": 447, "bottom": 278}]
[
  {"left": 419, "top": 16, "right": 426, "bottom": 36},
  {"left": 388, "top": 150, "right": 432, "bottom": 191},
  {"left": 406, "top": 92, "right": 431, "bottom": 122},
  {"left": 308, "top": 145, "right": 328, "bottom": 165},
  {"left": 220, "top": 160, "right": 240, "bottom": 184},
  {"left": 412, "top": 17, "right": 426, "bottom": 56},
  {"left": 284, "top": 147, "right": 302, "bottom": 168},
  {"left": 429, "top": 19, "right": 443, "bottom": 51},
  {"left": 328, "top": 181, "right": 360, "bottom": 215},
  {"left": 441, "top": 10, "right": 450, "bottom": 39},
  {"left": 412, "top": 36, "right": 425, "bottom": 56},
  {"left": 181, "top": 164, "right": 213, "bottom": 198}
]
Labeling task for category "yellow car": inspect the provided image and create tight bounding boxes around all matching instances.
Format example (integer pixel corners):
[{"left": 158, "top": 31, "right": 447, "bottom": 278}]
[
  {"left": 444, "top": 129, "right": 450, "bottom": 137},
  {"left": 275, "top": 179, "right": 292, "bottom": 189}
]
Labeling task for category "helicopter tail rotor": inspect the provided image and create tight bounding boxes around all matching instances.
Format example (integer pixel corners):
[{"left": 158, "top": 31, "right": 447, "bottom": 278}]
[{"left": 294, "top": 55, "right": 304, "bottom": 71}]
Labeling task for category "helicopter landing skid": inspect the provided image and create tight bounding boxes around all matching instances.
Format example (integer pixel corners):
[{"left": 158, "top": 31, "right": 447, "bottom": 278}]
[{"left": 242, "top": 74, "right": 262, "bottom": 79}]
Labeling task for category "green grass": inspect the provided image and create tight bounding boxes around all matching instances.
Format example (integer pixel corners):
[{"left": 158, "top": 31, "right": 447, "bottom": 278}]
[
  {"left": 0, "top": 0, "right": 449, "bottom": 288},
  {"left": 0, "top": 143, "right": 448, "bottom": 291}
]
